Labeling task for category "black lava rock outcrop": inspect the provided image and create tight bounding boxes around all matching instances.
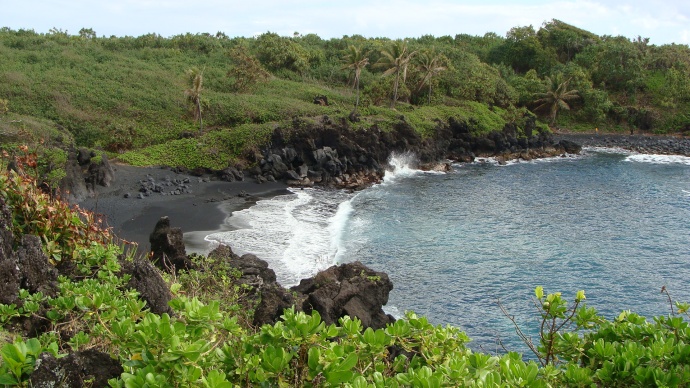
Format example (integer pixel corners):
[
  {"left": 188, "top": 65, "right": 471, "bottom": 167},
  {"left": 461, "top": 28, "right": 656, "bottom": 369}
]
[
  {"left": 208, "top": 245, "right": 296, "bottom": 327},
  {"left": 61, "top": 148, "right": 115, "bottom": 202},
  {"left": 0, "top": 197, "right": 58, "bottom": 307},
  {"left": 553, "top": 133, "right": 690, "bottom": 156},
  {"left": 149, "top": 216, "right": 194, "bottom": 272},
  {"left": 253, "top": 114, "right": 569, "bottom": 189},
  {"left": 120, "top": 258, "right": 173, "bottom": 315},
  {"left": 291, "top": 261, "right": 395, "bottom": 329},
  {"left": 29, "top": 349, "right": 123, "bottom": 388},
  {"left": 205, "top": 243, "right": 394, "bottom": 329}
]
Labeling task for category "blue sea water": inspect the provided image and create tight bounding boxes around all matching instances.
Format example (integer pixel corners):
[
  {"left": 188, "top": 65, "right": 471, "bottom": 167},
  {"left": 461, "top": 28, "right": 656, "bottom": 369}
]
[{"left": 205, "top": 148, "right": 690, "bottom": 353}]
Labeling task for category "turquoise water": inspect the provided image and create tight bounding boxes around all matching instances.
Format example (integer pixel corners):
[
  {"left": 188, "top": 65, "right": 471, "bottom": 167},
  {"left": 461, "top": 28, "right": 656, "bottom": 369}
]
[{"left": 208, "top": 149, "right": 690, "bottom": 353}]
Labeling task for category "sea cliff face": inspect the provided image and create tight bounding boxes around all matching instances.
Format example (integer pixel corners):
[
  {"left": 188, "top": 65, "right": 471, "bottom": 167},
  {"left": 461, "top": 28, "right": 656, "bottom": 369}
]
[{"left": 249, "top": 115, "right": 572, "bottom": 190}]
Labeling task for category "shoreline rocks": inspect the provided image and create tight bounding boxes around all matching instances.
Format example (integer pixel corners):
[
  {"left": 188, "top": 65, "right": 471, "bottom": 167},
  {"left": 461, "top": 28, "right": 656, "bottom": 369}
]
[
  {"left": 193, "top": 234, "right": 395, "bottom": 330},
  {"left": 553, "top": 132, "right": 690, "bottom": 156}
]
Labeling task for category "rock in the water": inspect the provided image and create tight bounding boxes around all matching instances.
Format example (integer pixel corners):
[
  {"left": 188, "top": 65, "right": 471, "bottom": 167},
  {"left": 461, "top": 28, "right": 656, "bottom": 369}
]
[
  {"left": 291, "top": 261, "right": 394, "bottom": 329},
  {"left": 29, "top": 349, "right": 123, "bottom": 388},
  {"left": 149, "top": 216, "right": 194, "bottom": 272},
  {"left": 558, "top": 139, "right": 583, "bottom": 154}
]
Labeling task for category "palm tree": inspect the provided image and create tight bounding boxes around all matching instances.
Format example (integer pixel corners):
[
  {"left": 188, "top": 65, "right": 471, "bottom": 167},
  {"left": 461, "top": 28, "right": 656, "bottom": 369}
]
[
  {"left": 415, "top": 50, "right": 447, "bottom": 105},
  {"left": 376, "top": 40, "right": 416, "bottom": 108},
  {"left": 533, "top": 75, "right": 579, "bottom": 125},
  {"left": 341, "top": 45, "right": 369, "bottom": 112},
  {"left": 184, "top": 67, "right": 204, "bottom": 132}
]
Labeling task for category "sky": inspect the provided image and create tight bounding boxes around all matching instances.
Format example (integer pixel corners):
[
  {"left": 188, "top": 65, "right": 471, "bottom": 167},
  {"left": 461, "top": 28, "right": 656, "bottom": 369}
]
[{"left": 4, "top": 0, "right": 689, "bottom": 45}]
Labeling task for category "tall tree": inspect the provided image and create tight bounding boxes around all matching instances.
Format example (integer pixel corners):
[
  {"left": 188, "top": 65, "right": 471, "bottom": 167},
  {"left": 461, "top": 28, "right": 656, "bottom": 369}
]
[
  {"left": 184, "top": 67, "right": 204, "bottom": 132},
  {"left": 415, "top": 49, "right": 448, "bottom": 104},
  {"left": 533, "top": 75, "right": 580, "bottom": 125},
  {"left": 376, "top": 40, "right": 416, "bottom": 108},
  {"left": 341, "top": 45, "right": 369, "bottom": 112}
]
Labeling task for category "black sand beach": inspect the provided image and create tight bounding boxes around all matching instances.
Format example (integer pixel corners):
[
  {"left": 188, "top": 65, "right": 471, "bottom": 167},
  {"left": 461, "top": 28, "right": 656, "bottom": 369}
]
[{"left": 78, "top": 164, "right": 290, "bottom": 254}]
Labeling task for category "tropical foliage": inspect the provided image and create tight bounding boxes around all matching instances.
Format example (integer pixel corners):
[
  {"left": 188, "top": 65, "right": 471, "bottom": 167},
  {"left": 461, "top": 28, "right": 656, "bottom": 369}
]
[
  {"left": 533, "top": 75, "right": 580, "bottom": 125},
  {"left": 1, "top": 20, "right": 690, "bottom": 172},
  {"left": 341, "top": 45, "right": 369, "bottom": 111}
]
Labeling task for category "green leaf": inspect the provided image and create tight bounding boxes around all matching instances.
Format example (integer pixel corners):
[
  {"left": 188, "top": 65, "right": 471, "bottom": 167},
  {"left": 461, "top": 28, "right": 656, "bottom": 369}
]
[
  {"left": 307, "top": 347, "right": 321, "bottom": 371},
  {"left": 338, "top": 352, "right": 358, "bottom": 371},
  {"left": 535, "top": 286, "right": 544, "bottom": 300},
  {"left": 576, "top": 290, "right": 586, "bottom": 302},
  {"left": 325, "top": 370, "right": 354, "bottom": 385}
]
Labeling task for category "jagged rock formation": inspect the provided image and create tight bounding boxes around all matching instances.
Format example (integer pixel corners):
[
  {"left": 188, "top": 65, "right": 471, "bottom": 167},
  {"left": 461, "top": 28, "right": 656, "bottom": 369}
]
[
  {"left": 0, "top": 195, "right": 58, "bottom": 309},
  {"left": 252, "top": 115, "right": 571, "bottom": 189},
  {"left": 149, "top": 216, "right": 194, "bottom": 272},
  {"left": 61, "top": 148, "right": 115, "bottom": 202},
  {"left": 120, "top": 258, "right": 173, "bottom": 315},
  {"left": 205, "top": 243, "right": 394, "bottom": 329},
  {"left": 291, "top": 261, "right": 395, "bottom": 329}
]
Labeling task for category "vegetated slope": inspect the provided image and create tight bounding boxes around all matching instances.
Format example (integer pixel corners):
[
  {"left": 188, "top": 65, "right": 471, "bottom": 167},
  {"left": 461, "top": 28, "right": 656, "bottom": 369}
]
[{"left": 1, "top": 21, "right": 689, "bottom": 171}]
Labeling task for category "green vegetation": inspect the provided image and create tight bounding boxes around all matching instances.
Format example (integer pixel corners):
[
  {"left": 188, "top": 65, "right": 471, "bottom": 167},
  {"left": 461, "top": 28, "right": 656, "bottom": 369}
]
[
  {"left": 2, "top": 20, "right": 689, "bottom": 172},
  {"left": 2, "top": 157, "right": 690, "bottom": 386}
]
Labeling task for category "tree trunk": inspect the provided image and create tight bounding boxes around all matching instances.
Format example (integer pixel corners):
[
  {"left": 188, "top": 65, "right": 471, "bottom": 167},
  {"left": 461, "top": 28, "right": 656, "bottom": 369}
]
[
  {"left": 355, "top": 76, "right": 360, "bottom": 112},
  {"left": 391, "top": 70, "right": 400, "bottom": 108},
  {"left": 196, "top": 99, "right": 203, "bottom": 132},
  {"left": 428, "top": 81, "right": 432, "bottom": 105}
]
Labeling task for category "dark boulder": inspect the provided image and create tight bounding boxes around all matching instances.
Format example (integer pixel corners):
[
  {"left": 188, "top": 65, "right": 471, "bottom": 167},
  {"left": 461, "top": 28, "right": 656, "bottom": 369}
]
[
  {"left": 252, "top": 283, "right": 296, "bottom": 327},
  {"left": 0, "top": 258, "right": 19, "bottom": 305},
  {"left": 149, "top": 216, "right": 194, "bottom": 272},
  {"left": 284, "top": 169, "right": 301, "bottom": 181},
  {"left": 0, "top": 195, "right": 14, "bottom": 263},
  {"left": 76, "top": 148, "right": 96, "bottom": 166},
  {"left": 120, "top": 258, "right": 172, "bottom": 315},
  {"left": 85, "top": 153, "right": 114, "bottom": 190},
  {"left": 29, "top": 349, "right": 123, "bottom": 388},
  {"left": 209, "top": 246, "right": 295, "bottom": 326},
  {"left": 218, "top": 166, "right": 244, "bottom": 182},
  {"left": 60, "top": 150, "right": 90, "bottom": 202},
  {"left": 291, "top": 261, "right": 394, "bottom": 329},
  {"left": 558, "top": 139, "right": 583, "bottom": 154},
  {"left": 15, "top": 235, "right": 58, "bottom": 298}
]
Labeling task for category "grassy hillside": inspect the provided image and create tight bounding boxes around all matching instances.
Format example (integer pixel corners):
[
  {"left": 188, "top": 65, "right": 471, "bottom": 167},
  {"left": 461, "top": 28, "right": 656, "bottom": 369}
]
[{"left": 2, "top": 24, "right": 688, "bottom": 171}]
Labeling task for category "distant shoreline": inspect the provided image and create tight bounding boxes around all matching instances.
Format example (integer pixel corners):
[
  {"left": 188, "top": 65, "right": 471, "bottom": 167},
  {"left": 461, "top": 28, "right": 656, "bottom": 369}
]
[{"left": 553, "top": 131, "right": 690, "bottom": 156}]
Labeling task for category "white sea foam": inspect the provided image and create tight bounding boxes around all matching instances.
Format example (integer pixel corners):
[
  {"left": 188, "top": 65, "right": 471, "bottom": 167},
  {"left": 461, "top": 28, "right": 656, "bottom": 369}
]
[
  {"left": 625, "top": 153, "right": 690, "bottom": 165},
  {"left": 383, "top": 152, "right": 423, "bottom": 184},
  {"left": 205, "top": 187, "right": 354, "bottom": 286},
  {"left": 329, "top": 198, "right": 355, "bottom": 262},
  {"left": 204, "top": 152, "right": 433, "bottom": 286},
  {"left": 583, "top": 146, "right": 633, "bottom": 155},
  {"left": 473, "top": 153, "right": 582, "bottom": 167}
]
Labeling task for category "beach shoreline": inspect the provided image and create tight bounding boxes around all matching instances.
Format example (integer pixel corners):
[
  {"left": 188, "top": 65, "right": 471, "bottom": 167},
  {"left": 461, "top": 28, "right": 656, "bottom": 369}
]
[
  {"left": 79, "top": 131, "right": 690, "bottom": 256},
  {"left": 78, "top": 164, "right": 290, "bottom": 254}
]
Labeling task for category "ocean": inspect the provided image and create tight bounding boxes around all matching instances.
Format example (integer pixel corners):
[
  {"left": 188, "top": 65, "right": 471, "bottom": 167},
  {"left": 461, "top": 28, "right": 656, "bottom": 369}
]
[{"left": 204, "top": 148, "right": 690, "bottom": 353}]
